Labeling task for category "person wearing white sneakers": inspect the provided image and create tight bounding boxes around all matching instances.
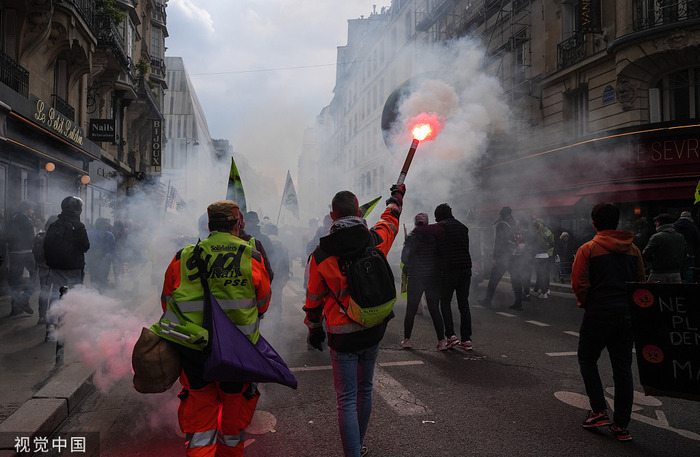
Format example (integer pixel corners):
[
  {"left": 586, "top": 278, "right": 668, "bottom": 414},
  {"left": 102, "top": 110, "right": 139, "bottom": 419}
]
[{"left": 433, "top": 203, "right": 474, "bottom": 351}]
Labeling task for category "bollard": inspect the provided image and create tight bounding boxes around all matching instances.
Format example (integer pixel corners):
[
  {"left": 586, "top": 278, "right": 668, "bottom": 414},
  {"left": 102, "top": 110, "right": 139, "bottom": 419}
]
[{"left": 52, "top": 285, "right": 69, "bottom": 366}]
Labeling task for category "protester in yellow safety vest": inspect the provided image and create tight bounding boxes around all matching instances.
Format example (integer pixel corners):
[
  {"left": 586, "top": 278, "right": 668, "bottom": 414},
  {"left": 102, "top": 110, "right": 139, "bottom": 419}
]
[{"left": 155, "top": 200, "right": 271, "bottom": 457}]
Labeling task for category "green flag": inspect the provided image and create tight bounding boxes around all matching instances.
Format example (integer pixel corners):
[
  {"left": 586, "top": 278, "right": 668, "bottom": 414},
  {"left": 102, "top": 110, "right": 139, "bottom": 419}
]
[
  {"left": 360, "top": 196, "right": 382, "bottom": 218},
  {"left": 226, "top": 157, "right": 247, "bottom": 212},
  {"left": 695, "top": 180, "right": 700, "bottom": 204}
]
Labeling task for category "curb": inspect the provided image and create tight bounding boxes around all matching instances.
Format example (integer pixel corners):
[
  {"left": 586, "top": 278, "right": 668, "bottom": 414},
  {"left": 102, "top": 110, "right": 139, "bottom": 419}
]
[{"left": 0, "top": 363, "right": 95, "bottom": 453}]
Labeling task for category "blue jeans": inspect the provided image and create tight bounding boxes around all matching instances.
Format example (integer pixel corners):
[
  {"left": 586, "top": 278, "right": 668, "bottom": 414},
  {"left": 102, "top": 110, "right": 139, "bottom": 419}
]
[
  {"left": 578, "top": 314, "right": 634, "bottom": 427},
  {"left": 330, "top": 343, "right": 379, "bottom": 457}
]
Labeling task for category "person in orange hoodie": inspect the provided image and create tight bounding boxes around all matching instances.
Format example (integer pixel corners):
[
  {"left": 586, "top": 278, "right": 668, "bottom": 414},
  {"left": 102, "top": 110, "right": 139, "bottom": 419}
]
[
  {"left": 304, "top": 184, "right": 404, "bottom": 457},
  {"left": 571, "top": 202, "right": 645, "bottom": 442}
]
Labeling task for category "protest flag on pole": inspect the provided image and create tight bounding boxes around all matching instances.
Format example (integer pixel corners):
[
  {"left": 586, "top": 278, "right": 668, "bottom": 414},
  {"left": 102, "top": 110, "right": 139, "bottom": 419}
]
[
  {"left": 277, "top": 170, "right": 299, "bottom": 224},
  {"left": 226, "top": 157, "right": 247, "bottom": 212},
  {"left": 360, "top": 196, "right": 382, "bottom": 218}
]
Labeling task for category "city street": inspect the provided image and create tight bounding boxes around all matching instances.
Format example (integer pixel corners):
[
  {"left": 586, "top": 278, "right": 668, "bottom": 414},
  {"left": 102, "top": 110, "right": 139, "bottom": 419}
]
[{"left": 52, "top": 270, "right": 700, "bottom": 457}]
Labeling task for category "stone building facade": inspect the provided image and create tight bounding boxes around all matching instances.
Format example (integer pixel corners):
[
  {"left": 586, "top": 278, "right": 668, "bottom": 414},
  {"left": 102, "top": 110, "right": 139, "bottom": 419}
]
[
  {"left": 0, "top": 0, "right": 168, "bottom": 227},
  {"left": 301, "top": 0, "right": 700, "bottom": 235}
]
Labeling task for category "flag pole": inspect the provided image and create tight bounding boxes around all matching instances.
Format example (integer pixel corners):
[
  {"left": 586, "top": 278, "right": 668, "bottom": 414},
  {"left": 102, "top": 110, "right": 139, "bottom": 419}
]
[{"left": 276, "top": 197, "right": 283, "bottom": 226}]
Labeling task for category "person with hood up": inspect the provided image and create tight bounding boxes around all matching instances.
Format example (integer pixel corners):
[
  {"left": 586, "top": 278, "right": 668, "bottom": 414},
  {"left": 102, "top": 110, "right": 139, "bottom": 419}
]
[
  {"left": 434, "top": 203, "right": 474, "bottom": 350},
  {"left": 400, "top": 212, "right": 445, "bottom": 350},
  {"left": 479, "top": 206, "right": 524, "bottom": 310},
  {"left": 303, "top": 184, "right": 404, "bottom": 457},
  {"left": 44, "top": 196, "right": 90, "bottom": 297},
  {"left": 642, "top": 213, "right": 686, "bottom": 283},
  {"left": 571, "top": 202, "right": 645, "bottom": 442}
]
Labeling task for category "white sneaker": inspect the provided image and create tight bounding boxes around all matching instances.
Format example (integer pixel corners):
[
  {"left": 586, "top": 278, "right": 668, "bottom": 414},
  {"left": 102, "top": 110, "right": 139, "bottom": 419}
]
[
  {"left": 541, "top": 290, "right": 550, "bottom": 298},
  {"left": 401, "top": 338, "right": 411, "bottom": 349},
  {"left": 446, "top": 335, "right": 459, "bottom": 349}
]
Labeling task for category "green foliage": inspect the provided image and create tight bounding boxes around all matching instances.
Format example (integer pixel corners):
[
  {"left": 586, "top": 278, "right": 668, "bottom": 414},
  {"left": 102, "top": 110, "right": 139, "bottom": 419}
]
[
  {"left": 96, "top": 0, "right": 126, "bottom": 25},
  {"left": 136, "top": 58, "right": 149, "bottom": 78}
]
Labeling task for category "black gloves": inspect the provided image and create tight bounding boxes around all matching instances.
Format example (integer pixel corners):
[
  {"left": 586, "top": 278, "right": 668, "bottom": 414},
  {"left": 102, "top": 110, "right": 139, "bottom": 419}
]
[
  {"left": 386, "top": 183, "right": 406, "bottom": 207},
  {"left": 308, "top": 327, "right": 325, "bottom": 351}
]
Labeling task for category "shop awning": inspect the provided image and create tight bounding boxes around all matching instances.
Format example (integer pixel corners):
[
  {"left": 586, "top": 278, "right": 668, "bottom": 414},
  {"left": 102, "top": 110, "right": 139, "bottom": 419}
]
[
  {"left": 481, "top": 193, "right": 582, "bottom": 217},
  {"left": 577, "top": 181, "right": 698, "bottom": 204}
]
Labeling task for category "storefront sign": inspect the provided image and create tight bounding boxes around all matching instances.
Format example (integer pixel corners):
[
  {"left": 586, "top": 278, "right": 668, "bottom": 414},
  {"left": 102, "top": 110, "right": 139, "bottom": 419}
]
[
  {"left": 31, "top": 96, "right": 84, "bottom": 146},
  {"left": 88, "top": 119, "right": 115, "bottom": 142},
  {"left": 579, "top": 0, "right": 601, "bottom": 33},
  {"left": 151, "top": 119, "right": 162, "bottom": 173},
  {"left": 627, "top": 283, "right": 700, "bottom": 401},
  {"left": 627, "top": 136, "right": 700, "bottom": 167}
]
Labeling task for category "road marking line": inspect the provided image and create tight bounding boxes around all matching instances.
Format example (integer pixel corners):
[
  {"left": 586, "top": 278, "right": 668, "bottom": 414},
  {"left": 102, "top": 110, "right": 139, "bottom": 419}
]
[
  {"left": 496, "top": 312, "right": 516, "bottom": 317},
  {"left": 526, "top": 320, "right": 550, "bottom": 327},
  {"left": 374, "top": 366, "right": 432, "bottom": 416},
  {"left": 563, "top": 331, "right": 579, "bottom": 337},
  {"left": 290, "top": 365, "right": 332, "bottom": 372},
  {"left": 546, "top": 351, "right": 578, "bottom": 357},
  {"left": 379, "top": 360, "right": 424, "bottom": 367}
]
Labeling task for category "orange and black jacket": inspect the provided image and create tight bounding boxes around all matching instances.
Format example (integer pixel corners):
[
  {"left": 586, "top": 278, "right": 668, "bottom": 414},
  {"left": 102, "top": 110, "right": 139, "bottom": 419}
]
[
  {"left": 571, "top": 230, "right": 645, "bottom": 317},
  {"left": 303, "top": 204, "right": 400, "bottom": 352}
]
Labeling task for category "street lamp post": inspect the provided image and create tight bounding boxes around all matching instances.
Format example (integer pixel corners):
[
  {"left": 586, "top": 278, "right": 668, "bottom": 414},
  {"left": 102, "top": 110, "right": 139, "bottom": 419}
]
[{"left": 184, "top": 138, "right": 199, "bottom": 200}]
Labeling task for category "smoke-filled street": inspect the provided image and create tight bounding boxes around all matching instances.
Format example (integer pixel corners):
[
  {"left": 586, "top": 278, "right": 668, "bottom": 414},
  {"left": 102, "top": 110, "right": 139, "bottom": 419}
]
[{"left": 49, "top": 263, "right": 700, "bottom": 457}]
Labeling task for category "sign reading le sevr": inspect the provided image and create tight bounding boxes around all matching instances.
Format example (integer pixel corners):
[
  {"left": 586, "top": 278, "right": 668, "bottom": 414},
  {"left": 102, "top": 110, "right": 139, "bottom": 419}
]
[
  {"left": 627, "top": 283, "right": 700, "bottom": 402},
  {"left": 88, "top": 119, "right": 115, "bottom": 142}
]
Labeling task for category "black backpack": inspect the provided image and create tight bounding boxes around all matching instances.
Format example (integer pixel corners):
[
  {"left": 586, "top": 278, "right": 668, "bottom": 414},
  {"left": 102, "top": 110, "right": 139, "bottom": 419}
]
[
  {"left": 32, "top": 231, "right": 47, "bottom": 265},
  {"left": 44, "top": 220, "right": 78, "bottom": 269},
  {"left": 333, "top": 246, "right": 397, "bottom": 328}
]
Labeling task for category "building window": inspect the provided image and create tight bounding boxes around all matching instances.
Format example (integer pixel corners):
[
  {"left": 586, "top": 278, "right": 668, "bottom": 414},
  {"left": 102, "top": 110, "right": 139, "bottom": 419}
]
[
  {"left": 1, "top": 8, "right": 18, "bottom": 59},
  {"left": 54, "top": 57, "right": 68, "bottom": 100},
  {"left": 405, "top": 12, "right": 412, "bottom": 40},
  {"left": 651, "top": 67, "right": 700, "bottom": 122},
  {"left": 151, "top": 28, "right": 163, "bottom": 59},
  {"left": 562, "top": 0, "right": 580, "bottom": 40},
  {"left": 567, "top": 88, "right": 588, "bottom": 137},
  {"left": 0, "top": 163, "right": 6, "bottom": 220}
]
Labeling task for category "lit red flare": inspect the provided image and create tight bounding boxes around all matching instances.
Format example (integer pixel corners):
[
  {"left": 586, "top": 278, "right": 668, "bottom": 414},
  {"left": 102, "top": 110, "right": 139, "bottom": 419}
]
[
  {"left": 396, "top": 112, "right": 444, "bottom": 185},
  {"left": 412, "top": 124, "right": 432, "bottom": 141}
]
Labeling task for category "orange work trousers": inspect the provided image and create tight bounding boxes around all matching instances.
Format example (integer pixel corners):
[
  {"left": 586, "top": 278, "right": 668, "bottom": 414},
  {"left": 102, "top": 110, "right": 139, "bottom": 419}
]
[{"left": 178, "top": 372, "right": 260, "bottom": 457}]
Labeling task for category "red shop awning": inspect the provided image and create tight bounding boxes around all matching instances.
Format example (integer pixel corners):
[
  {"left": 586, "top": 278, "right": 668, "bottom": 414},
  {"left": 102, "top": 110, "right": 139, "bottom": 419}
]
[{"left": 578, "top": 181, "right": 698, "bottom": 204}]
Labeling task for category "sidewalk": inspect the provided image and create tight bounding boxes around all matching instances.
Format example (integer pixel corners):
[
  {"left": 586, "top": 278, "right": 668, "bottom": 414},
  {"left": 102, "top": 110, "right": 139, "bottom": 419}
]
[{"left": 0, "top": 294, "right": 94, "bottom": 456}]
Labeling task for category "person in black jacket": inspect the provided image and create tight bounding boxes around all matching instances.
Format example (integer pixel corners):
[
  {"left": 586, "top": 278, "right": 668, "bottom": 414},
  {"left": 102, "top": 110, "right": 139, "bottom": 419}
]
[
  {"left": 44, "top": 196, "right": 90, "bottom": 306},
  {"left": 400, "top": 212, "right": 446, "bottom": 350},
  {"left": 7, "top": 200, "right": 37, "bottom": 316},
  {"left": 673, "top": 211, "right": 700, "bottom": 283},
  {"left": 434, "top": 203, "right": 474, "bottom": 350}
]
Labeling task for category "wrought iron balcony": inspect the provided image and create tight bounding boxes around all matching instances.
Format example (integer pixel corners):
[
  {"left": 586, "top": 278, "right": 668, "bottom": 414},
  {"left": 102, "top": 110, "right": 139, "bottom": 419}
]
[
  {"left": 0, "top": 50, "right": 29, "bottom": 98},
  {"left": 53, "top": 94, "right": 75, "bottom": 121},
  {"left": 557, "top": 33, "right": 588, "bottom": 70},
  {"left": 150, "top": 57, "right": 166, "bottom": 79},
  {"left": 94, "top": 15, "right": 131, "bottom": 70},
  {"left": 633, "top": 0, "right": 699, "bottom": 31},
  {"left": 64, "top": 0, "right": 94, "bottom": 25}
]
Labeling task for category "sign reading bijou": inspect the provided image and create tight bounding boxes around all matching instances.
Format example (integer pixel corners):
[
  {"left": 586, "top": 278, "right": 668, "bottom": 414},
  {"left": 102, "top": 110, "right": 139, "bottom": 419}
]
[
  {"left": 88, "top": 119, "right": 115, "bottom": 142},
  {"left": 151, "top": 119, "right": 162, "bottom": 173},
  {"left": 627, "top": 283, "right": 700, "bottom": 401}
]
